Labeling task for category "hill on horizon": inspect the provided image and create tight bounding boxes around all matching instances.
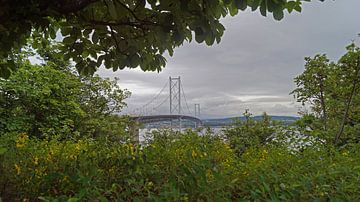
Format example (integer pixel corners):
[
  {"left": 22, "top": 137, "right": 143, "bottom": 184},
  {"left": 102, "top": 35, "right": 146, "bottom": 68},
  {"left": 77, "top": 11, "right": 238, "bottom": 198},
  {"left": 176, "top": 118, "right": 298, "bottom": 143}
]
[{"left": 202, "top": 115, "right": 299, "bottom": 127}]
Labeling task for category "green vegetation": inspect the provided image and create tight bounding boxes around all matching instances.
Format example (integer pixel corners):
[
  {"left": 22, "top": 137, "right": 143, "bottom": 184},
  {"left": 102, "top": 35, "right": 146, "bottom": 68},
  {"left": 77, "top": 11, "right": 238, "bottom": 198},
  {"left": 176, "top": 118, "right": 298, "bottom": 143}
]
[
  {"left": 1, "top": 38, "right": 360, "bottom": 201},
  {"left": 0, "top": 50, "right": 131, "bottom": 141},
  {"left": 291, "top": 42, "right": 360, "bottom": 145},
  {"left": 0, "top": 0, "right": 317, "bottom": 77},
  {"left": 1, "top": 1, "right": 360, "bottom": 201},
  {"left": 1, "top": 119, "right": 360, "bottom": 201}
]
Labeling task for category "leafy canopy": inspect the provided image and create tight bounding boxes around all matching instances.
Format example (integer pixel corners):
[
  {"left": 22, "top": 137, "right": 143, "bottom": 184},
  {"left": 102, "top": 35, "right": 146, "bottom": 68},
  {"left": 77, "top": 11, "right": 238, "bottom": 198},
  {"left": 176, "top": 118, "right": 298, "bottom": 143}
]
[
  {"left": 0, "top": 0, "right": 320, "bottom": 77},
  {"left": 292, "top": 42, "right": 360, "bottom": 145}
]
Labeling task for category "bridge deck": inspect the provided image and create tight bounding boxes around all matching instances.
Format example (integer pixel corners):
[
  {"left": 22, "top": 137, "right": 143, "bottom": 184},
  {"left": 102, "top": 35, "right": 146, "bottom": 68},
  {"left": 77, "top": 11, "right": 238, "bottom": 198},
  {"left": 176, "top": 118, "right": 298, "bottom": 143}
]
[{"left": 131, "top": 115, "right": 202, "bottom": 125}]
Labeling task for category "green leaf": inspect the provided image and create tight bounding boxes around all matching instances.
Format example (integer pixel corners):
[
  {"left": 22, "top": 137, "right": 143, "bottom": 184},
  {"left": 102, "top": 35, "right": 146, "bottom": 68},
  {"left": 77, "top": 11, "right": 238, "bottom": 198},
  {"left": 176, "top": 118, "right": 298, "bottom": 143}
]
[
  {"left": 273, "top": 8, "right": 284, "bottom": 20},
  {"left": 83, "top": 29, "right": 92, "bottom": 37},
  {"left": 60, "top": 27, "right": 72, "bottom": 36},
  {"left": 92, "top": 31, "right": 99, "bottom": 43},
  {"left": 0, "top": 65, "right": 11, "bottom": 78},
  {"left": 63, "top": 37, "right": 75, "bottom": 44},
  {"left": 294, "top": 4, "right": 302, "bottom": 12},
  {"left": 195, "top": 27, "right": 206, "bottom": 43},
  {"left": 49, "top": 28, "right": 56, "bottom": 39},
  {"left": 0, "top": 147, "right": 7, "bottom": 155},
  {"left": 235, "top": 0, "right": 247, "bottom": 11},
  {"left": 106, "top": 0, "right": 118, "bottom": 19},
  {"left": 260, "top": 0, "right": 267, "bottom": 16},
  {"left": 67, "top": 198, "right": 79, "bottom": 202},
  {"left": 229, "top": 2, "right": 239, "bottom": 16},
  {"left": 251, "top": 0, "right": 262, "bottom": 11}
]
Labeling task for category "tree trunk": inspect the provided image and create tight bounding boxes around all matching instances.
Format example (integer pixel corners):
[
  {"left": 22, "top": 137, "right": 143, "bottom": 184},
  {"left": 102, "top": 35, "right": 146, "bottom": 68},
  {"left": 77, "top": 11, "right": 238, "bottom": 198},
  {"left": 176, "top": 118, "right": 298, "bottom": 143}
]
[
  {"left": 319, "top": 83, "right": 327, "bottom": 130},
  {"left": 335, "top": 57, "right": 360, "bottom": 144}
]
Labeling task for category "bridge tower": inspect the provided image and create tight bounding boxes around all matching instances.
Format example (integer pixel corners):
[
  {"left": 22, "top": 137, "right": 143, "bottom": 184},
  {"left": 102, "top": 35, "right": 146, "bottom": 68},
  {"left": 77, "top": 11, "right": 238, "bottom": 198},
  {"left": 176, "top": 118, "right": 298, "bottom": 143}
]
[
  {"left": 169, "top": 76, "right": 181, "bottom": 115},
  {"left": 194, "top": 104, "right": 200, "bottom": 117},
  {"left": 169, "top": 76, "right": 181, "bottom": 130},
  {"left": 194, "top": 104, "right": 200, "bottom": 128}
]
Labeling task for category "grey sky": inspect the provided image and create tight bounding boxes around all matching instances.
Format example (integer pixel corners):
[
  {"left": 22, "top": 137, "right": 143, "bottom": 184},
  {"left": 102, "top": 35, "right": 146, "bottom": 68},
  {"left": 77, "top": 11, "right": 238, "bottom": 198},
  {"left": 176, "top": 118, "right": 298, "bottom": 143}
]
[{"left": 98, "top": 0, "right": 360, "bottom": 119}]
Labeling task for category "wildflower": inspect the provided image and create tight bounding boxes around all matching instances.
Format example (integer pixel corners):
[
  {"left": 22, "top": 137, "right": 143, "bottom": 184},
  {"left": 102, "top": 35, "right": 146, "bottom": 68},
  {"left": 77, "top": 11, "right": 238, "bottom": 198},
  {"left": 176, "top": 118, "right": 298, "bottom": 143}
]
[
  {"left": 33, "top": 156, "right": 39, "bottom": 165},
  {"left": 69, "top": 154, "right": 77, "bottom": 160},
  {"left": 206, "top": 169, "right": 214, "bottom": 181},
  {"left": 16, "top": 133, "right": 28, "bottom": 148},
  {"left": 191, "top": 150, "right": 197, "bottom": 158},
  {"left": 129, "top": 144, "right": 135, "bottom": 155},
  {"left": 224, "top": 144, "right": 231, "bottom": 150},
  {"left": 146, "top": 181, "right": 154, "bottom": 189},
  {"left": 181, "top": 194, "right": 189, "bottom": 202},
  {"left": 35, "top": 168, "right": 42, "bottom": 178},
  {"left": 14, "top": 164, "right": 21, "bottom": 175},
  {"left": 62, "top": 175, "right": 70, "bottom": 183},
  {"left": 75, "top": 143, "right": 81, "bottom": 151}
]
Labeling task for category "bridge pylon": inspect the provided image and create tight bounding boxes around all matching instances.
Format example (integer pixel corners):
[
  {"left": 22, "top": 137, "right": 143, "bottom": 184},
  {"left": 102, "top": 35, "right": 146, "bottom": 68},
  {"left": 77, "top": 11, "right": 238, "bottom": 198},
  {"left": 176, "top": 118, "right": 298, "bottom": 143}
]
[{"left": 169, "top": 76, "right": 182, "bottom": 130}]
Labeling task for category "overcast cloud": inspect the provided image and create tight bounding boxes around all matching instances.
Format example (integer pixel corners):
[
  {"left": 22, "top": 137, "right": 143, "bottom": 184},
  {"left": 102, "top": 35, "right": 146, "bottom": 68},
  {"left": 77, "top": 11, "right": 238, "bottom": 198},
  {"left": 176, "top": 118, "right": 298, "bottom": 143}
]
[{"left": 98, "top": 0, "right": 360, "bottom": 119}]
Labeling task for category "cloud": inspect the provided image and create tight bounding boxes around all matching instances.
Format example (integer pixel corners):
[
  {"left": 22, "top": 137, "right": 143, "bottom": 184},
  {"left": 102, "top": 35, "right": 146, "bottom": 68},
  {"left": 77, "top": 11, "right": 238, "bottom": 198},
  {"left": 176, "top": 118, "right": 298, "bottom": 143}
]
[{"left": 98, "top": 0, "right": 360, "bottom": 118}]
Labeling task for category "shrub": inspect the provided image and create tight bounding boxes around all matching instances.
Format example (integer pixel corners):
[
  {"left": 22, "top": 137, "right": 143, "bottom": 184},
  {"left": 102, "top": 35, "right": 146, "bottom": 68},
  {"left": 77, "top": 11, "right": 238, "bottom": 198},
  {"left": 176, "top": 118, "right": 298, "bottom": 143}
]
[{"left": 0, "top": 131, "right": 238, "bottom": 201}]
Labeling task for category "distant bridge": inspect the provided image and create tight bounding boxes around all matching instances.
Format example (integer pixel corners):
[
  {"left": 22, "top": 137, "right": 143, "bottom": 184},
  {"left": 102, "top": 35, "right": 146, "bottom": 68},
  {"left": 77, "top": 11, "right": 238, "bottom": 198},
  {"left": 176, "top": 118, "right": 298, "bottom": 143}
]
[
  {"left": 131, "top": 115, "right": 202, "bottom": 126},
  {"left": 127, "top": 77, "right": 202, "bottom": 143}
]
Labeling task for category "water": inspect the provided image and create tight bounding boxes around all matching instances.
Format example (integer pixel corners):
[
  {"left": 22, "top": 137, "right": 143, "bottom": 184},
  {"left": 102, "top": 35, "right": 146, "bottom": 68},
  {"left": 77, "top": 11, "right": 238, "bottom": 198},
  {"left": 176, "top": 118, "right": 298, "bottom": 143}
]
[{"left": 138, "top": 127, "right": 224, "bottom": 142}]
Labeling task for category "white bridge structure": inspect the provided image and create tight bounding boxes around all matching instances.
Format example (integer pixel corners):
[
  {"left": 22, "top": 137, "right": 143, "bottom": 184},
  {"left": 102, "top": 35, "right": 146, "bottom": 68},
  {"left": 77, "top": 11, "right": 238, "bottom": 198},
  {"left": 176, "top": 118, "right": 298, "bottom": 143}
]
[{"left": 128, "top": 77, "right": 202, "bottom": 142}]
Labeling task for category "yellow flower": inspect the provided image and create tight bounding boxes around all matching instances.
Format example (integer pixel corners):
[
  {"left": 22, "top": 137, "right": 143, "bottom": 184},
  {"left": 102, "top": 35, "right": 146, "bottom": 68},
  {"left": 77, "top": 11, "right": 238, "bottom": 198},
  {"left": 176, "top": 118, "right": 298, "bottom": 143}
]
[
  {"left": 206, "top": 169, "right": 214, "bottom": 181},
  {"left": 146, "top": 181, "right": 154, "bottom": 189},
  {"left": 191, "top": 150, "right": 197, "bottom": 158},
  {"left": 181, "top": 194, "right": 189, "bottom": 202},
  {"left": 69, "top": 154, "right": 77, "bottom": 160},
  {"left": 33, "top": 157, "right": 39, "bottom": 165},
  {"left": 16, "top": 133, "right": 28, "bottom": 148},
  {"left": 75, "top": 144, "right": 81, "bottom": 151},
  {"left": 14, "top": 164, "right": 21, "bottom": 175},
  {"left": 62, "top": 175, "right": 70, "bottom": 183}
]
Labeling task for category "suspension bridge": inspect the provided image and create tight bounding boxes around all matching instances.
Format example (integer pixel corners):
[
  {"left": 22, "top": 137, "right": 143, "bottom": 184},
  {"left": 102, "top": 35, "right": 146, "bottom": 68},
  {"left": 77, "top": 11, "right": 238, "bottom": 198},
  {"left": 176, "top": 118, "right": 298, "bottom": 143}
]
[{"left": 128, "top": 77, "right": 203, "bottom": 141}]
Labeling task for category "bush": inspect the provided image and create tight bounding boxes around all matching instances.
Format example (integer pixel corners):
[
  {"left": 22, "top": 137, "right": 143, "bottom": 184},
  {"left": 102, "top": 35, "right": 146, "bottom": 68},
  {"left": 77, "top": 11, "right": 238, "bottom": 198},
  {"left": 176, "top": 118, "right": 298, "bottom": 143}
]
[
  {"left": 222, "top": 111, "right": 280, "bottom": 156},
  {"left": 1, "top": 131, "right": 359, "bottom": 201},
  {"left": 0, "top": 131, "right": 237, "bottom": 201},
  {"left": 0, "top": 63, "right": 130, "bottom": 140}
]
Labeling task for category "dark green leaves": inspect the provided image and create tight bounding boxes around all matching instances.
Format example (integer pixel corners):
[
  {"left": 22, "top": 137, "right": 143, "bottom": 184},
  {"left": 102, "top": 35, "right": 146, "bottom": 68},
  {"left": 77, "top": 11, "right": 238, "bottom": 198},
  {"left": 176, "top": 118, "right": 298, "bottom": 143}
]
[
  {"left": 235, "top": 0, "right": 248, "bottom": 11},
  {"left": 0, "top": 0, "right": 315, "bottom": 77},
  {"left": 273, "top": 7, "right": 284, "bottom": 21}
]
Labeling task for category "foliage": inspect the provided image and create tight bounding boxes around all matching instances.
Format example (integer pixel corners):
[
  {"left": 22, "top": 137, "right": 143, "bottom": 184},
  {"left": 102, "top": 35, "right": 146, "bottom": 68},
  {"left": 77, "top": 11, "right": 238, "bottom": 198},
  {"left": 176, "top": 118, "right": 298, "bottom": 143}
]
[
  {"left": 0, "top": 131, "right": 237, "bottom": 201},
  {"left": 0, "top": 0, "right": 319, "bottom": 77},
  {"left": 234, "top": 144, "right": 360, "bottom": 201},
  {"left": 0, "top": 62, "right": 130, "bottom": 139},
  {"left": 0, "top": 63, "right": 85, "bottom": 138},
  {"left": 222, "top": 110, "right": 280, "bottom": 155},
  {"left": 292, "top": 42, "right": 360, "bottom": 145},
  {"left": 291, "top": 54, "right": 332, "bottom": 127},
  {"left": 1, "top": 131, "right": 359, "bottom": 201}
]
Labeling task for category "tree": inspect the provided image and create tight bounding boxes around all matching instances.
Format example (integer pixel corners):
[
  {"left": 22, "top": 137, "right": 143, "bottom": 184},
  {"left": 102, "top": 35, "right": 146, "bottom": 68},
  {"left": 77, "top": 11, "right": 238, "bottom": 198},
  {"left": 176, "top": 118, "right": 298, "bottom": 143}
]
[
  {"left": 292, "top": 41, "right": 360, "bottom": 145},
  {"left": 0, "top": 0, "right": 318, "bottom": 77},
  {"left": 291, "top": 54, "right": 332, "bottom": 130},
  {"left": 0, "top": 63, "right": 85, "bottom": 138},
  {"left": 0, "top": 55, "right": 131, "bottom": 139},
  {"left": 334, "top": 43, "right": 360, "bottom": 144},
  {"left": 223, "top": 110, "right": 278, "bottom": 155}
]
